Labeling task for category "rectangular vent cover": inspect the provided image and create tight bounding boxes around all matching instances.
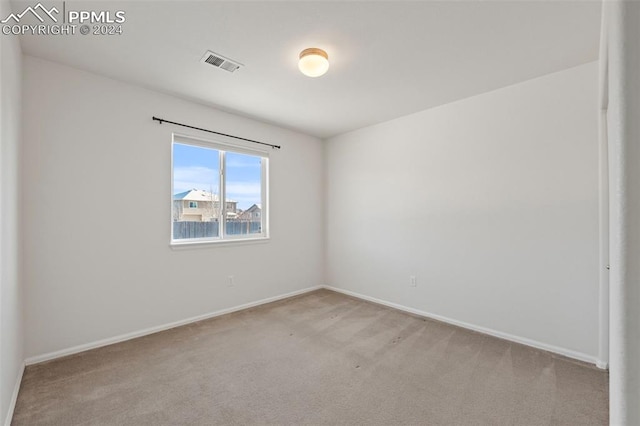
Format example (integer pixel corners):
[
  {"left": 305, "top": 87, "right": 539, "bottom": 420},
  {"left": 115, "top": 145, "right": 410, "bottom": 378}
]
[{"left": 201, "top": 51, "right": 243, "bottom": 73}]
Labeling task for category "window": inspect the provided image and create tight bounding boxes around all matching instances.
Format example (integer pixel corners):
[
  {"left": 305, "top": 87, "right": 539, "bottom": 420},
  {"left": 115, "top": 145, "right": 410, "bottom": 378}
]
[{"left": 171, "top": 134, "right": 268, "bottom": 244}]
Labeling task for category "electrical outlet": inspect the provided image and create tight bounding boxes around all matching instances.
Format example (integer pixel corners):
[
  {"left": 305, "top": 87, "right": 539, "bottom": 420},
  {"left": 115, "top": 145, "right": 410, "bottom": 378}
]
[
  {"left": 227, "top": 275, "right": 235, "bottom": 287},
  {"left": 409, "top": 275, "right": 417, "bottom": 287}
]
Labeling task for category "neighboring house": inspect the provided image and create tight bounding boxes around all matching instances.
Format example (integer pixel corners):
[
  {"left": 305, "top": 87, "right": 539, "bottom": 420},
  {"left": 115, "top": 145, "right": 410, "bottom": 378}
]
[
  {"left": 238, "top": 204, "right": 261, "bottom": 221},
  {"left": 173, "top": 189, "right": 237, "bottom": 222}
]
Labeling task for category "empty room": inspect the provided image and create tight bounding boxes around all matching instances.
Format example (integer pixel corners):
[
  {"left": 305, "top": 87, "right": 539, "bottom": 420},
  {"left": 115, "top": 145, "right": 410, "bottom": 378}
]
[{"left": 1, "top": 0, "right": 639, "bottom": 425}]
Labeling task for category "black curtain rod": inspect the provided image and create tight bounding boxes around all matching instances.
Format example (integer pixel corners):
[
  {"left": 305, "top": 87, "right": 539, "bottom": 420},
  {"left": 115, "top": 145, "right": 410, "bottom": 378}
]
[{"left": 152, "top": 116, "right": 281, "bottom": 150}]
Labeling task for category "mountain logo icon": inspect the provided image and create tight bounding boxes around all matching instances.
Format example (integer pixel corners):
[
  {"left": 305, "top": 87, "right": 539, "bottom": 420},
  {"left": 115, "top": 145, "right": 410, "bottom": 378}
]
[{"left": 1, "top": 3, "right": 59, "bottom": 24}]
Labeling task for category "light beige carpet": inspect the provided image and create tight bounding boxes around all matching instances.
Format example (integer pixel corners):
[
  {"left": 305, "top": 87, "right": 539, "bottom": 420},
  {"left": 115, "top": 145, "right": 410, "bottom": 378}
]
[{"left": 12, "top": 289, "right": 608, "bottom": 425}]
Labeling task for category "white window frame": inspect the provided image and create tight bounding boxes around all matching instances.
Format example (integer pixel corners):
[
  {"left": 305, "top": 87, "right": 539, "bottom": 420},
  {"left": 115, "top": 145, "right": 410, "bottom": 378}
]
[{"left": 170, "top": 133, "right": 269, "bottom": 246}]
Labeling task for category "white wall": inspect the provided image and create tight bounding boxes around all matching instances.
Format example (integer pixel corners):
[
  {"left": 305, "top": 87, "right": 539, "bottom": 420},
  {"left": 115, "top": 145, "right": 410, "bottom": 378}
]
[
  {"left": 22, "top": 56, "right": 324, "bottom": 359},
  {"left": 325, "top": 62, "right": 600, "bottom": 361},
  {"left": 604, "top": 1, "right": 640, "bottom": 423},
  {"left": 0, "top": 0, "right": 24, "bottom": 422}
]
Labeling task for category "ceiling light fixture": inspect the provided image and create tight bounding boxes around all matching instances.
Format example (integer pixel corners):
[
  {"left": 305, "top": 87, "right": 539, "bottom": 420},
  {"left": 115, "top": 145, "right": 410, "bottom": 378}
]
[{"left": 298, "top": 48, "right": 329, "bottom": 77}]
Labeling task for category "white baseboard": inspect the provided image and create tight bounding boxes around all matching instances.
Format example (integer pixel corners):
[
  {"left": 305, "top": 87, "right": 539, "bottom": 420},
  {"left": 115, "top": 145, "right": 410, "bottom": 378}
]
[
  {"left": 4, "top": 362, "right": 25, "bottom": 426},
  {"left": 25, "top": 286, "right": 322, "bottom": 366},
  {"left": 23, "top": 284, "right": 606, "bottom": 370},
  {"left": 596, "top": 360, "right": 608, "bottom": 369},
  {"left": 323, "top": 286, "right": 604, "bottom": 368}
]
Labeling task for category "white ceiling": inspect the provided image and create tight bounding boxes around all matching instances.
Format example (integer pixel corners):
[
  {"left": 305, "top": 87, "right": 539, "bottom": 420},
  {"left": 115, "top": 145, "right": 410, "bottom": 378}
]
[{"left": 15, "top": 1, "right": 601, "bottom": 138}]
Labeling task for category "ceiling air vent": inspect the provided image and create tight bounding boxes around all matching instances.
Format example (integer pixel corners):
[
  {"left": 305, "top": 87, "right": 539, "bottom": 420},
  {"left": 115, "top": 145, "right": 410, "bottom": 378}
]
[{"left": 200, "top": 50, "right": 243, "bottom": 73}]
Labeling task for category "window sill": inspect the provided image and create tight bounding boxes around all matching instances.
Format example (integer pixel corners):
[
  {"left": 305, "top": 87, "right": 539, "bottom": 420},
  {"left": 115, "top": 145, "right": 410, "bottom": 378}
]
[{"left": 170, "top": 237, "right": 270, "bottom": 250}]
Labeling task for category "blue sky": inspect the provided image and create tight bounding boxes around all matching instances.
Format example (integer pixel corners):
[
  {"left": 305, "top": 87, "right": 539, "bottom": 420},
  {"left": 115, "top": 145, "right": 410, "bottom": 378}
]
[{"left": 173, "top": 143, "right": 261, "bottom": 210}]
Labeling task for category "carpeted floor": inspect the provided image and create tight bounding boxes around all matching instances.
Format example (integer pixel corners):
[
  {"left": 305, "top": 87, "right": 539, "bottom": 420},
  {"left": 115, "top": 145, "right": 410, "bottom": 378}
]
[{"left": 12, "top": 289, "right": 608, "bottom": 425}]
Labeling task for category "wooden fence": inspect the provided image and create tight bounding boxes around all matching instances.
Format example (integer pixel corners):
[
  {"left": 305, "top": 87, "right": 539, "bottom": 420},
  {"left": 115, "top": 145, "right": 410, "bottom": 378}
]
[{"left": 173, "top": 221, "right": 261, "bottom": 239}]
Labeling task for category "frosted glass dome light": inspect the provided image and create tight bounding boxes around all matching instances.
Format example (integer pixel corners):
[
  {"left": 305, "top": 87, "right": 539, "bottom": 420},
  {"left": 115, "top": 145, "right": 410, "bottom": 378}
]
[{"left": 298, "top": 48, "right": 329, "bottom": 77}]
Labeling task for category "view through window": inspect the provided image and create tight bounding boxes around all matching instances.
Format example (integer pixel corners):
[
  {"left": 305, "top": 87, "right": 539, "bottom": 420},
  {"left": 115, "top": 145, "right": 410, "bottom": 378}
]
[{"left": 172, "top": 136, "right": 267, "bottom": 243}]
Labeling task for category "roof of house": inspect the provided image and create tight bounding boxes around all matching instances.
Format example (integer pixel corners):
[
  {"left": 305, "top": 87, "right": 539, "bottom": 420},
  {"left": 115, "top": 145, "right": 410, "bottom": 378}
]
[{"left": 173, "top": 189, "right": 236, "bottom": 203}]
